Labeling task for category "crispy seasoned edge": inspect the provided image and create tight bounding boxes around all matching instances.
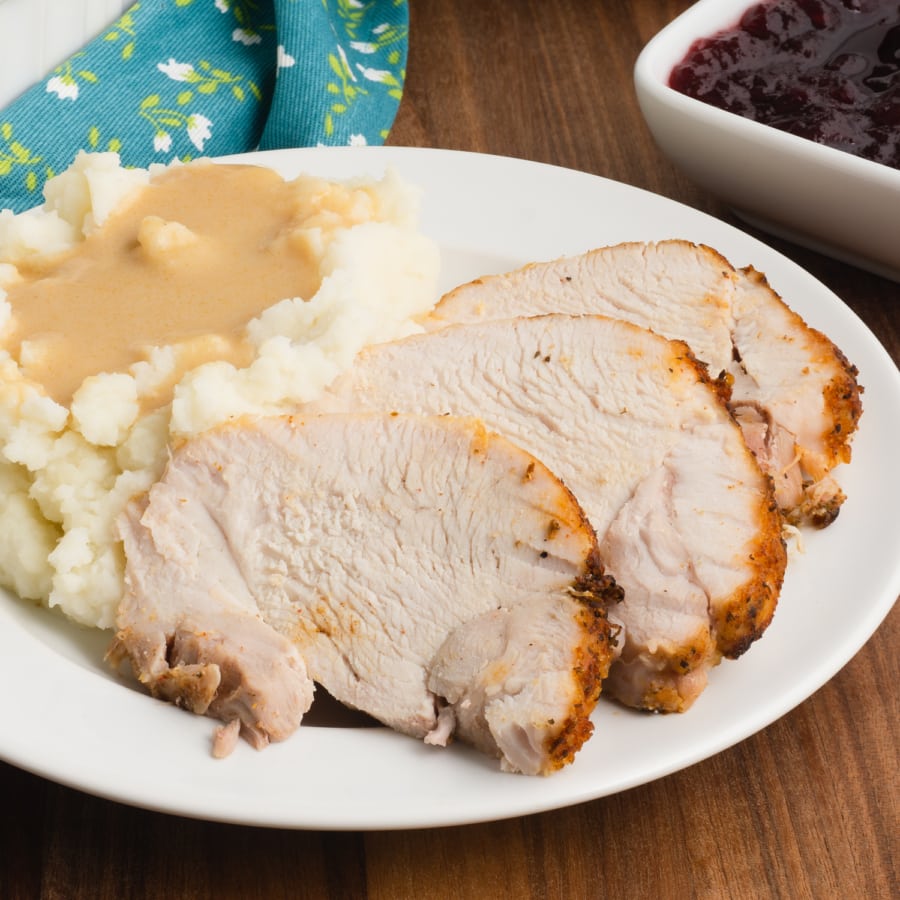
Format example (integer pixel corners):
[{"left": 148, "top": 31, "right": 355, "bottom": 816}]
[
  {"left": 516, "top": 444, "right": 624, "bottom": 773},
  {"left": 739, "top": 266, "right": 864, "bottom": 474},
  {"left": 713, "top": 485, "right": 787, "bottom": 659},
  {"left": 663, "top": 335, "right": 788, "bottom": 660},
  {"left": 821, "top": 342, "right": 863, "bottom": 468},
  {"left": 542, "top": 549, "right": 623, "bottom": 773},
  {"left": 630, "top": 675, "right": 710, "bottom": 715}
]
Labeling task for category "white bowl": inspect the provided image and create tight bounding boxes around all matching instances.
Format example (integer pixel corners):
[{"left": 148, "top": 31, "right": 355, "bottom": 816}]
[
  {"left": 634, "top": 0, "right": 900, "bottom": 282},
  {"left": 0, "top": 0, "right": 130, "bottom": 108}
]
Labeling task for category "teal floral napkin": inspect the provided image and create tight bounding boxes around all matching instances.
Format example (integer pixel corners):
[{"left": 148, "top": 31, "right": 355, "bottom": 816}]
[{"left": 0, "top": 0, "right": 408, "bottom": 213}]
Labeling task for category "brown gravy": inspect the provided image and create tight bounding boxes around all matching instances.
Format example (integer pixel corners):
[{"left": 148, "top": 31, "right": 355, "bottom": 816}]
[{"left": 2, "top": 163, "right": 327, "bottom": 407}]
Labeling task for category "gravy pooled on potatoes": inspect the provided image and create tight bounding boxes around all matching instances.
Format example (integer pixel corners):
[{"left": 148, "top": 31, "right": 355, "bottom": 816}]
[{"left": 4, "top": 162, "right": 380, "bottom": 408}]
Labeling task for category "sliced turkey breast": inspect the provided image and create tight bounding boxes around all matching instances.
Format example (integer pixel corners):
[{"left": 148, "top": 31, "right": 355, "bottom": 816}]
[
  {"left": 728, "top": 266, "right": 862, "bottom": 526},
  {"left": 430, "top": 240, "right": 862, "bottom": 526},
  {"left": 312, "top": 315, "right": 787, "bottom": 713},
  {"left": 111, "top": 492, "right": 315, "bottom": 752},
  {"left": 112, "top": 413, "right": 621, "bottom": 774}
]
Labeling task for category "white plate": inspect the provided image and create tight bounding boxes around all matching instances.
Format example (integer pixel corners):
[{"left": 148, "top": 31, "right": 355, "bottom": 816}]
[{"left": 1, "top": 147, "right": 898, "bottom": 830}]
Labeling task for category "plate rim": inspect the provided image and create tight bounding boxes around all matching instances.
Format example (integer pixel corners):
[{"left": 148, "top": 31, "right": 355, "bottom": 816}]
[{"left": 1, "top": 145, "right": 897, "bottom": 830}]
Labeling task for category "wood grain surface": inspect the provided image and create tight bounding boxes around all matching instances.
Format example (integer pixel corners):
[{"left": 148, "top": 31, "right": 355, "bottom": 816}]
[{"left": 2, "top": 2, "right": 897, "bottom": 898}]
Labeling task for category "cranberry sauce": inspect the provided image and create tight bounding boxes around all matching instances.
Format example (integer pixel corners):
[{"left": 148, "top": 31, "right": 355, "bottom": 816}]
[{"left": 669, "top": 0, "right": 900, "bottom": 169}]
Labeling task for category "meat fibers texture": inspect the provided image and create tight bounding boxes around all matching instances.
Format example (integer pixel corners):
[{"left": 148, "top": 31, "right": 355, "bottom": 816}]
[
  {"left": 431, "top": 240, "right": 862, "bottom": 527},
  {"left": 112, "top": 413, "right": 621, "bottom": 774},
  {"left": 312, "top": 314, "right": 787, "bottom": 713}
]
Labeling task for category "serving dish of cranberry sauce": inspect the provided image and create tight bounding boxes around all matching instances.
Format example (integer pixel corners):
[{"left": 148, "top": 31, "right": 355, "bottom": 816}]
[{"left": 669, "top": 0, "right": 900, "bottom": 169}]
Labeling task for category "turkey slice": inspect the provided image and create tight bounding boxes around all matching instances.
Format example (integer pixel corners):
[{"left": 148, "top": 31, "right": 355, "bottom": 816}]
[
  {"left": 312, "top": 314, "right": 787, "bottom": 713},
  {"left": 112, "top": 413, "right": 621, "bottom": 774},
  {"left": 430, "top": 240, "right": 862, "bottom": 526}
]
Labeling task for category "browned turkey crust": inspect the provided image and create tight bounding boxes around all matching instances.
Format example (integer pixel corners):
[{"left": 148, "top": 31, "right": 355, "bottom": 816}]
[{"left": 729, "top": 266, "right": 862, "bottom": 528}]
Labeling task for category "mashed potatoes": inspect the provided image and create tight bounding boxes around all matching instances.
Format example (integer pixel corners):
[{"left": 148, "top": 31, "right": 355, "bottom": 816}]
[{"left": 0, "top": 152, "right": 440, "bottom": 628}]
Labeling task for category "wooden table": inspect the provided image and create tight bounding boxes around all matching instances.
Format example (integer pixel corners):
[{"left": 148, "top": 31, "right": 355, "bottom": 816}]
[{"left": 3, "top": 2, "right": 897, "bottom": 897}]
